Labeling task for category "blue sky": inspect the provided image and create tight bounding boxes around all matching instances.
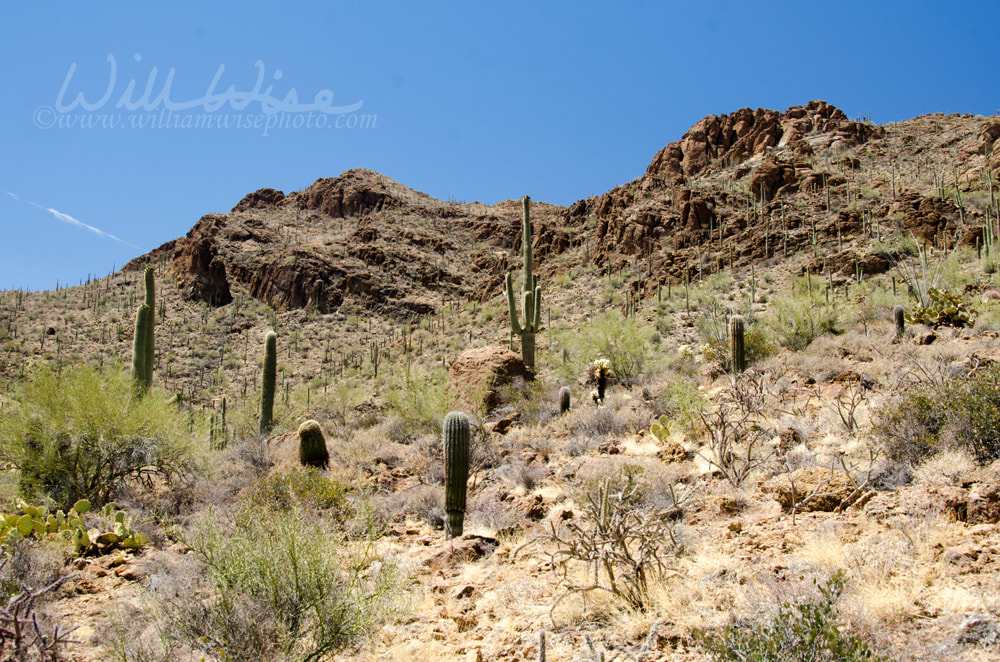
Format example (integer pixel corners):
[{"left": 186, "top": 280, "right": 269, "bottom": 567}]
[{"left": 1, "top": 1, "right": 996, "bottom": 291}]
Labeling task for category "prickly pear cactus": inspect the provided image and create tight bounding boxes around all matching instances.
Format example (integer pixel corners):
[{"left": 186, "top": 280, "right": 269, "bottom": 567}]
[
  {"left": 0, "top": 499, "right": 145, "bottom": 555},
  {"left": 650, "top": 415, "right": 670, "bottom": 441},
  {"left": 443, "top": 411, "right": 470, "bottom": 539}
]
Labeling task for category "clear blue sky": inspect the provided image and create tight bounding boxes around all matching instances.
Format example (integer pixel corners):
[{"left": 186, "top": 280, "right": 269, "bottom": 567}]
[{"left": 1, "top": 1, "right": 996, "bottom": 291}]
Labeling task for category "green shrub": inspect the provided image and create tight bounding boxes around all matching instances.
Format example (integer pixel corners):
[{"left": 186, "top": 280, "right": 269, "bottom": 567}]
[
  {"left": 561, "top": 310, "right": 656, "bottom": 383},
  {"left": 0, "top": 365, "right": 195, "bottom": 509},
  {"left": 383, "top": 367, "right": 453, "bottom": 436},
  {"left": 761, "top": 281, "right": 841, "bottom": 351},
  {"left": 875, "top": 364, "right": 1000, "bottom": 465},
  {"left": 169, "top": 505, "right": 400, "bottom": 662},
  {"left": 242, "top": 465, "right": 351, "bottom": 523},
  {"left": 659, "top": 377, "right": 707, "bottom": 435},
  {"left": 695, "top": 572, "right": 887, "bottom": 662}
]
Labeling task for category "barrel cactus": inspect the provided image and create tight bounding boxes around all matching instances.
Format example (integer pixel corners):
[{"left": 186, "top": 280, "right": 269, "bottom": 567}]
[
  {"left": 893, "top": 304, "right": 905, "bottom": 342},
  {"left": 443, "top": 411, "right": 471, "bottom": 538},
  {"left": 297, "top": 420, "right": 330, "bottom": 470},
  {"left": 593, "top": 359, "right": 611, "bottom": 405},
  {"left": 559, "top": 386, "right": 571, "bottom": 414},
  {"left": 259, "top": 331, "right": 277, "bottom": 435}
]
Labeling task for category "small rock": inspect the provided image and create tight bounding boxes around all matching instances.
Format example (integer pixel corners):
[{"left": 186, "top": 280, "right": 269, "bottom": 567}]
[
  {"left": 656, "top": 441, "right": 687, "bottom": 463},
  {"left": 452, "top": 584, "right": 476, "bottom": 600},
  {"left": 956, "top": 613, "right": 1000, "bottom": 646},
  {"left": 915, "top": 331, "right": 937, "bottom": 345},
  {"left": 942, "top": 544, "right": 978, "bottom": 565}
]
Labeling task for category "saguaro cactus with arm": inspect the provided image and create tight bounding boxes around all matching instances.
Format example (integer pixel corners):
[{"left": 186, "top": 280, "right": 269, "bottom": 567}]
[{"left": 506, "top": 196, "right": 542, "bottom": 371}]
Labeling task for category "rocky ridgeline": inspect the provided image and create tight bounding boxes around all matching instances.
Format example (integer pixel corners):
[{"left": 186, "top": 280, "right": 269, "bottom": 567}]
[{"left": 127, "top": 102, "right": 1000, "bottom": 316}]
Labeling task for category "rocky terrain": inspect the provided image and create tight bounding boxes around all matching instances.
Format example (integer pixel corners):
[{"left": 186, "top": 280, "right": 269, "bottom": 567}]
[{"left": 1, "top": 101, "right": 1000, "bottom": 661}]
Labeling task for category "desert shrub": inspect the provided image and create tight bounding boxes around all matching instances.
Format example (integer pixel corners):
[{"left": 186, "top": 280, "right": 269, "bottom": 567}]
[
  {"left": 242, "top": 465, "right": 351, "bottom": 522},
  {"left": 874, "top": 363, "right": 1000, "bottom": 465},
  {"left": 0, "top": 365, "right": 195, "bottom": 509},
  {"left": 658, "top": 377, "right": 707, "bottom": 435},
  {"left": 164, "top": 505, "right": 400, "bottom": 662},
  {"left": 515, "top": 467, "right": 681, "bottom": 613},
  {"left": 695, "top": 572, "right": 887, "bottom": 662},
  {"left": 562, "top": 310, "right": 656, "bottom": 383},
  {"left": 382, "top": 367, "right": 452, "bottom": 437},
  {"left": 761, "top": 281, "right": 841, "bottom": 351}
]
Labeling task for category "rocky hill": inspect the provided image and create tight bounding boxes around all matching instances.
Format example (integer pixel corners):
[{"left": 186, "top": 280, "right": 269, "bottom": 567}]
[
  {"left": 122, "top": 100, "right": 1000, "bottom": 323},
  {"left": 2, "top": 101, "right": 1000, "bottom": 662}
]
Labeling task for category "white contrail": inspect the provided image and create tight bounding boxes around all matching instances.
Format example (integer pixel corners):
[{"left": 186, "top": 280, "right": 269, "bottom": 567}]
[{"left": 4, "top": 190, "right": 140, "bottom": 249}]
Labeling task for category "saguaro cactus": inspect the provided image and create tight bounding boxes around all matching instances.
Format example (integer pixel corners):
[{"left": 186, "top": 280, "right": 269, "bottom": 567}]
[
  {"left": 893, "top": 304, "right": 905, "bottom": 342},
  {"left": 506, "top": 196, "right": 542, "bottom": 372},
  {"left": 131, "top": 304, "right": 152, "bottom": 394},
  {"left": 259, "top": 331, "right": 277, "bottom": 435},
  {"left": 297, "top": 420, "right": 330, "bottom": 469},
  {"left": 143, "top": 266, "right": 155, "bottom": 386},
  {"left": 559, "top": 386, "right": 571, "bottom": 414},
  {"left": 730, "top": 315, "right": 746, "bottom": 374},
  {"left": 443, "top": 411, "right": 470, "bottom": 538}
]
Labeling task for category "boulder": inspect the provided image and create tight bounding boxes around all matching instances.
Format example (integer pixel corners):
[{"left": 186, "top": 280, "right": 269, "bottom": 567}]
[
  {"left": 448, "top": 346, "right": 533, "bottom": 413},
  {"left": 763, "top": 467, "right": 864, "bottom": 512}
]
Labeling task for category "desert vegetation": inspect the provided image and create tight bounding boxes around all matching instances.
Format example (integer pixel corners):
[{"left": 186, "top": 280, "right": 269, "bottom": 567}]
[{"left": 0, "top": 104, "right": 999, "bottom": 661}]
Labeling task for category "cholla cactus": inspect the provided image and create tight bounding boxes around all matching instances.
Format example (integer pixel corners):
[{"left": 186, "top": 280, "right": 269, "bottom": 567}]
[{"left": 593, "top": 359, "right": 611, "bottom": 404}]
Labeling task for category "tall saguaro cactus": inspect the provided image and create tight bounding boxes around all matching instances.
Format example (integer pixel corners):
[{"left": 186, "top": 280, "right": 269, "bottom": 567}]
[
  {"left": 258, "top": 331, "right": 277, "bottom": 436},
  {"left": 506, "top": 196, "right": 542, "bottom": 372},
  {"left": 730, "top": 315, "right": 746, "bottom": 374},
  {"left": 143, "top": 267, "right": 155, "bottom": 386},
  {"left": 443, "top": 411, "right": 470, "bottom": 539},
  {"left": 131, "top": 304, "right": 151, "bottom": 395}
]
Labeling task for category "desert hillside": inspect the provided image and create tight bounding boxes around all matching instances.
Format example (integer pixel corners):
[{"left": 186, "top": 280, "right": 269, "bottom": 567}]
[{"left": 1, "top": 101, "right": 1000, "bottom": 661}]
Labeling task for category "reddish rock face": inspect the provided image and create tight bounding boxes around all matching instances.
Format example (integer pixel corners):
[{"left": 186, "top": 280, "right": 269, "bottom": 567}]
[
  {"left": 232, "top": 188, "right": 285, "bottom": 212},
  {"left": 448, "top": 346, "right": 533, "bottom": 413},
  {"left": 169, "top": 215, "right": 233, "bottom": 305},
  {"left": 294, "top": 170, "right": 398, "bottom": 218}
]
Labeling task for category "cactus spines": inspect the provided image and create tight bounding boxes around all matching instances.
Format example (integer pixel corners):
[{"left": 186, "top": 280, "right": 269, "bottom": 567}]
[
  {"left": 593, "top": 359, "right": 611, "bottom": 405},
  {"left": 893, "top": 304, "right": 905, "bottom": 342},
  {"left": 297, "top": 420, "right": 330, "bottom": 469},
  {"left": 143, "top": 266, "right": 155, "bottom": 386},
  {"left": 443, "top": 411, "right": 470, "bottom": 539},
  {"left": 131, "top": 304, "right": 152, "bottom": 394},
  {"left": 730, "top": 315, "right": 746, "bottom": 374},
  {"left": 506, "top": 196, "right": 542, "bottom": 372},
  {"left": 259, "top": 331, "right": 277, "bottom": 435},
  {"left": 559, "top": 386, "right": 571, "bottom": 414}
]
